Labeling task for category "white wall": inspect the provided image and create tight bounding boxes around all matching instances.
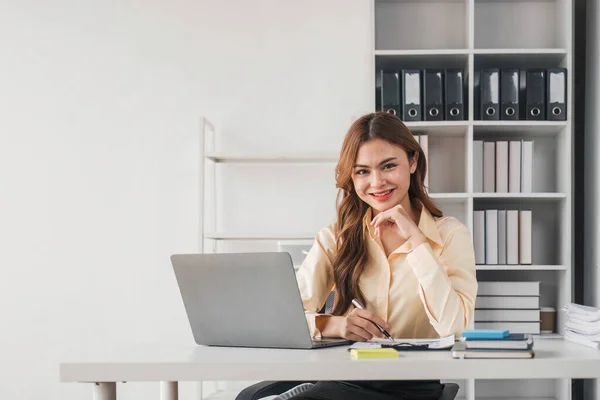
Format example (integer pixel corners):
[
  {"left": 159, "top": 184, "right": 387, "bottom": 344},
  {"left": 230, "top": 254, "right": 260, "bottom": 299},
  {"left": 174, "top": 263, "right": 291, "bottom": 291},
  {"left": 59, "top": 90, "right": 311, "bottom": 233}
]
[
  {"left": 584, "top": 0, "right": 600, "bottom": 398},
  {"left": 0, "top": 1, "right": 372, "bottom": 399}
]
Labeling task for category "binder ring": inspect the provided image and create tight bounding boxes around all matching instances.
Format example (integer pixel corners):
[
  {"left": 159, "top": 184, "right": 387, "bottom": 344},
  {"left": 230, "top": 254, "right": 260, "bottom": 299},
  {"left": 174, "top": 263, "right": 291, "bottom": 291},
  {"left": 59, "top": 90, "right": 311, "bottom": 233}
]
[
  {"left": 429, "top": 108, "right": 439, "bottom": 117},
  {"left": 485, "top": 107, "right": 496, "bottom": 116},
  {"left": 505, "top": 107, "right": 515, "bottom": 116},
  {"left": 449, "top": 107, "right": 460, "bottom": 117},
  {"left": 531, "top": 107, "right": 541, "bottom": 117},
  {"left": 408, "top": 108, "right": 418, "bottom": 117},
  {"left": 386, "top": 108, "right": 397, "bottom": 116},
  {"left": 552, "top": 107, "right": 562, "bottom": 116}
]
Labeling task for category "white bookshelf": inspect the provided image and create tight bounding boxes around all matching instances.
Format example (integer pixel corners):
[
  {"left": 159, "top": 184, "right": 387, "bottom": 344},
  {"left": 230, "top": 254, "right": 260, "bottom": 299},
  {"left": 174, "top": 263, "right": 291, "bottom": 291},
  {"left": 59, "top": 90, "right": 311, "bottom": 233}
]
[
  {"left": 199, "top": 1, "right": 574, "bottom": 398},
  {"left": 371, "top": 1, "right": 573, "bottom": 400}
]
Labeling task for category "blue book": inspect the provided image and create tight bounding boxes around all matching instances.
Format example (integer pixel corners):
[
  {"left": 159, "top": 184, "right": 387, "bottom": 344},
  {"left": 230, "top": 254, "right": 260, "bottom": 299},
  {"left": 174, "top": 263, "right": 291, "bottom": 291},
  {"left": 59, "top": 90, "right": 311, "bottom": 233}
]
[
  {"left": 464, "top": 333, "right": 528, "bottom": 341},
  {"left": 461, "top": 329, "right": 510, "bottom": 339}
]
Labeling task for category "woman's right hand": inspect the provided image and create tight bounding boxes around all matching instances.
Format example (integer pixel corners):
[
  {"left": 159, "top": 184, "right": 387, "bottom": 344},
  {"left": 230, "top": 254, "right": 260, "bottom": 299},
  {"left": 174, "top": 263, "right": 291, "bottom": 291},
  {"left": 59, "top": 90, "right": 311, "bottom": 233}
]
[{"left": 334, "top": 309, "right": 390, "bottom": 341}]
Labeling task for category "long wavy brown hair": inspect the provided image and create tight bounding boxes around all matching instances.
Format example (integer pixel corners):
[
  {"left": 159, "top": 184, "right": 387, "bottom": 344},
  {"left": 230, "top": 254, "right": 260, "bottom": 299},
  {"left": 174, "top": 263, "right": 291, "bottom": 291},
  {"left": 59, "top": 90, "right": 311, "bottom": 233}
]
[{"left": 331, "top": 111, "right": 443, "bottom": 316}]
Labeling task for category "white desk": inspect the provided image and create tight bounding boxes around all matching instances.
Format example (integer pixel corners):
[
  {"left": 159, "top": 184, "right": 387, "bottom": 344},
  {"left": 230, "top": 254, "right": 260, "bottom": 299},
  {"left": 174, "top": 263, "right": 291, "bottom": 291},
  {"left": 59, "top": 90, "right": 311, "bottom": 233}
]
[{"left": 60, "top": 340, "right": 600, "bottom": 400}]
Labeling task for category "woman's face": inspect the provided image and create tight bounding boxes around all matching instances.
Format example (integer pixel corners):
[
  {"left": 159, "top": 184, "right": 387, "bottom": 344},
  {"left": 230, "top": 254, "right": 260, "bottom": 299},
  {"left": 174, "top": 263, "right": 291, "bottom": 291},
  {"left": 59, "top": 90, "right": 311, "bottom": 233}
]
[{"left": 351, "top": 138, "right": 417, "bottom": 214}]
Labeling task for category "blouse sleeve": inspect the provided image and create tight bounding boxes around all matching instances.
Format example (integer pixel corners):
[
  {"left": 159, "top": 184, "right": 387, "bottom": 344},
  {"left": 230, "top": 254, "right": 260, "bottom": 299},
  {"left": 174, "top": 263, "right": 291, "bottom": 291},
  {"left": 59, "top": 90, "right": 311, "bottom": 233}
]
[
  {"left": 295, "top": 225, "right": 337, "bottom": 339},
  {"left": 405, "top": 223, "right": 478, "bottom": 337}
]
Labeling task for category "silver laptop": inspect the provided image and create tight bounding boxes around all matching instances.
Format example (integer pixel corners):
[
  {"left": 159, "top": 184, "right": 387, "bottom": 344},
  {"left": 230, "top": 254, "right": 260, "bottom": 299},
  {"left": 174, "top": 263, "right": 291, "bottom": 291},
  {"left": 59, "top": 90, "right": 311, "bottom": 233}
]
[{"left": 170, "top": 252, "right": 352, "bottom": 349}]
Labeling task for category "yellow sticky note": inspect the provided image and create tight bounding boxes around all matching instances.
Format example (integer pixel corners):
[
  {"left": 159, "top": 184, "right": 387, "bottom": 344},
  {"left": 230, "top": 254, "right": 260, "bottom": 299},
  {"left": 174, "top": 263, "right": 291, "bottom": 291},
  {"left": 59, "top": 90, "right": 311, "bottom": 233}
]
[{"left": 350, "top": 348, "right": 399, "bottom": 359}]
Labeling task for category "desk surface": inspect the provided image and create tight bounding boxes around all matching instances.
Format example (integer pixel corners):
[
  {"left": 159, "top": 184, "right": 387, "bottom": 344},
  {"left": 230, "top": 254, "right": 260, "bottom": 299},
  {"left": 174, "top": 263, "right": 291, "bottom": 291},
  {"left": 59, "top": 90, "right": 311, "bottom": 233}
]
[{"left": 60, "top": 339, "right": 600, "bottom": 383}]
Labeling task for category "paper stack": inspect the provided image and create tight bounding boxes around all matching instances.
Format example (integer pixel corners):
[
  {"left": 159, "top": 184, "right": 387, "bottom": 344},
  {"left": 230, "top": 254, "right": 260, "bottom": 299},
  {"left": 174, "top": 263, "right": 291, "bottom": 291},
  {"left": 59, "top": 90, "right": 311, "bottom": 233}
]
[{"left": 563, "top": 303, "right": 600, "bottom": 349}]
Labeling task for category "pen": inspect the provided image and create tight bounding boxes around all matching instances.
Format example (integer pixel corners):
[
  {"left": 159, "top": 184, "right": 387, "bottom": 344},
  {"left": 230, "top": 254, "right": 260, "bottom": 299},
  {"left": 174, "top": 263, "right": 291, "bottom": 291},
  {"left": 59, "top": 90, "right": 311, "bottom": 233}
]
[{"left": 351, "top": 298, "right": 395, "bottom": 343}]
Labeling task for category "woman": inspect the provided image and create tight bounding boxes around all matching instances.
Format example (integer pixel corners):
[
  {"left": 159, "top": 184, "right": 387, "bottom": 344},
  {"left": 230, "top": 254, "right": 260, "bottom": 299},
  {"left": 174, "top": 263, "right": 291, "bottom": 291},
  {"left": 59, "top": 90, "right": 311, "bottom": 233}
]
[{"left": 293, "top": 112, "right": 478, "bottom": 399}]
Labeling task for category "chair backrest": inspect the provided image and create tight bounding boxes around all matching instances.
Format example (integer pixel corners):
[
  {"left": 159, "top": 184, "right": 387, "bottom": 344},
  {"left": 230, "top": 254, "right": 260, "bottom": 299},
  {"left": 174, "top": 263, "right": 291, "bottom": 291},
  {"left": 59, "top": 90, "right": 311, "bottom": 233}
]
[
  {"left": 237, "top": 381, "right": 460, "bottom": 400},
  {"left": 322, "top": 290, "right": 335, "bottom": 314},
  {"left": 439, "top": 383, "right": 460, "bottom": 400}
]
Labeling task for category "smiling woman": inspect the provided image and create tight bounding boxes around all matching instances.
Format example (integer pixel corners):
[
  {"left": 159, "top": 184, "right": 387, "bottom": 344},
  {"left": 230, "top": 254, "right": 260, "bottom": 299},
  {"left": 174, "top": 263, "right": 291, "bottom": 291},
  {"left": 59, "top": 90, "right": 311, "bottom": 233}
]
[
  {"left": 331, "top": 112, "right": 444, "bottom": 317},
  {"left": 287, "top": 111, "right": 478, "bottom": 399}
]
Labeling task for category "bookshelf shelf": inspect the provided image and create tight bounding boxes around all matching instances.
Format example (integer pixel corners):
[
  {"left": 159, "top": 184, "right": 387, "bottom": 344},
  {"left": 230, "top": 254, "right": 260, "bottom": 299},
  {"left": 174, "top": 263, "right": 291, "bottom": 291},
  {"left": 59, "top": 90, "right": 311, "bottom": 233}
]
[
  {"left": 204, "top": 232, "right": 315, "bottom": 241},
  {"left": 205, "top": 152, "right": 338, "bottom": 164},
  {"left": 476, "top": 265, "right": 567, "bottom": 271},
  {"left": 473, "top": 48, "right": 567, "bottom": 55},
  {"left": 376, "top": 52, "right": 468, "bottom": 70},
  {"left": 374, "top": 49, "right": 470, "bottom": 56},
  {"left": 472, "top": 193, "right": 567, "bottom": 199},
  {"left": 430, "top": 193, "right": 470, "bottom": 200},
  {"left": 473, "top": 122, "right": 567, "bottom": 135},
  {"left": 472, "top": 121, "right": 568, "bottom": 127}
]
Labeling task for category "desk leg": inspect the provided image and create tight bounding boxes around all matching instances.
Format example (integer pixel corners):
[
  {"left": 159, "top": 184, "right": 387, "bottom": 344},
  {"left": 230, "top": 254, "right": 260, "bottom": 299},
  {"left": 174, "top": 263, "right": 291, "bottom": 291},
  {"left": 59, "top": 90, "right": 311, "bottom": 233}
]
[
  {"left": 160, "top": 381, "right": 178, "bottom": 400},
  {"left": 93, "top": 382, "right": 116, "bottom": 400}
]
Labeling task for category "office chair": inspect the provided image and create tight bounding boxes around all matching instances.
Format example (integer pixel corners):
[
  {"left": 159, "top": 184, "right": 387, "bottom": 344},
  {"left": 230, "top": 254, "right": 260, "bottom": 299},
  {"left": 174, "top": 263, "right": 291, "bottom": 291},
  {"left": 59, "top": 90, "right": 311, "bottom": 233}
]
[{"left": 235, "top": 381, "right": 460, "bottom": 400}]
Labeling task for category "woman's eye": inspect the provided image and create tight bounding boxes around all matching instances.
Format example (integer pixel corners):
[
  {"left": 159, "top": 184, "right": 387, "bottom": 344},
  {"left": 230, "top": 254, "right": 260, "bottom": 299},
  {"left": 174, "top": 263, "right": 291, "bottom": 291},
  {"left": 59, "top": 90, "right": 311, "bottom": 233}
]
[
  {"left": 356, "top": 169, "right": 368, "bottom": 175},
  {"left": 383, "top": 163, "right": 397, "bottom": 170}
]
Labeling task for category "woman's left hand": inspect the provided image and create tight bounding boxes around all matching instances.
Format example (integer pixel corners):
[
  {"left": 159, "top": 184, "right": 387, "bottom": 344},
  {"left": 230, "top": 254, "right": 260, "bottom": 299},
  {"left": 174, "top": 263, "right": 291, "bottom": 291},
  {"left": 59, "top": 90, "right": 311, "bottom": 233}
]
[{"left": 370, "top": 205, "right": 427, "bottom": 248}]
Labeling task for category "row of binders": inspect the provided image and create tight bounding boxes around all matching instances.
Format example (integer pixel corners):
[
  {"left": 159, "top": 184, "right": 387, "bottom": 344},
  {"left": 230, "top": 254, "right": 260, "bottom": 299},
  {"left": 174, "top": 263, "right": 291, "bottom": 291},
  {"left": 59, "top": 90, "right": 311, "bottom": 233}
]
[
  {"left": 377, "top": 69, "right": 465, "bottom": 121},
  {"left": 474, "top": 281, "right": 541, "bottom": 335},
  {"left": 474, "top": 140, "right": 533, "bottom": 193},
  {"left": 473, "top": 209, "right": 532, "bottom": 265},
  {"left": 477, "top": 68, "right": 567, "bottom": 121}
]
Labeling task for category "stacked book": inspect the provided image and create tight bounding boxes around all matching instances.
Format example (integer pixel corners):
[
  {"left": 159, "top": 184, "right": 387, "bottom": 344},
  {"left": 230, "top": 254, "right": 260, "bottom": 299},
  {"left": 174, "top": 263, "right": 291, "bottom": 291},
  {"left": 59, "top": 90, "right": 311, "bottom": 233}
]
[
  {"left": 563, "top": 303, "right": 600, "bottom": 349},
  {"left": 473, "top": 139, "right": 533, "bottom": 193},
  {"left": 473, "top": 209, "right": 532, "bottom": 265},
  {"left": 475, "top": 281, "right": 541, "bottom": 334},
  {"left": 452, "top": 330, "right": 534, "bottom": 359},
  {"left": 414, "top": 135, "right": 429, "bottom": 189}
]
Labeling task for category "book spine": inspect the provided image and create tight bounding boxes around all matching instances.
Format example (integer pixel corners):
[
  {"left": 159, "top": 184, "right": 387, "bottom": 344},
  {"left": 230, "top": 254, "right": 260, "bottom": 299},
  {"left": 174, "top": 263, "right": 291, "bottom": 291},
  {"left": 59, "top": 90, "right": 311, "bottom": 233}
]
[
  {"left": 485, "top": 209, "right": 498, "bottom": 264},
  {"left": 519, "top": 210, "right": 533, "bottom": 264},
  {"left": 473, "top": 210, "right": 485, "bottom": 264},
  {"left": 475, "top": 309, "right": 540, "bottom": 322},
  {"left": 508, "top": 141, "right": 522, "bottom": 192},
  {"left": 477, "top": 281, "right": 540, "bottom": 296},
  {"left": 473, "top": 140, "right": 484, "bottom": 192},
  {"left": 483, "top": 141, "right": 496, "bottom": 192},
  {"left": 475, "top": 322, "right": 540, "bottom": 334},
  {"left": 495, "top": 141, "right": 508, "bottom": 192}
]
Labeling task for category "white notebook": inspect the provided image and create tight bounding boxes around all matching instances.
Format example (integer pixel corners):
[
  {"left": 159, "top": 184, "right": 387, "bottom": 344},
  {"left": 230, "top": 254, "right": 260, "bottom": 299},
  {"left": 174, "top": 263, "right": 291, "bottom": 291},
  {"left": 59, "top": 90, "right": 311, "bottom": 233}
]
[
  {"left": 498, "top": 210, "right": 507, "bottom": 265},
  {"left": 476, "top": 296, "right": 540, "bottom": 309},
  {"left": 473, "top": 140, "right": 484, "bottom": 192},
  {"left": 473, "top": 210, "right": 485, "bottom": 264},
  {"left": 521, "top": 140, "right": 534, "bottom": 193},
  {"left": 483, "top": 142, "right": 496, "bottom": 193},
  {"left": 485, "top": 209, "right": 498, "bottom": 264},
  {"left": 519, "top": 210, "right": 533, "bottom": 264},
  {"left": 506, "top": 210, "right": 519, "bottom": 265},
  {"left": 495, "top": 141, "right": 508, "bottom": 193},
  {"left": 509, "top": 141, "right": 522, "bottom": 192},
  {"left": 478, "top": 281, "right": 540, "bottom": 296}
]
